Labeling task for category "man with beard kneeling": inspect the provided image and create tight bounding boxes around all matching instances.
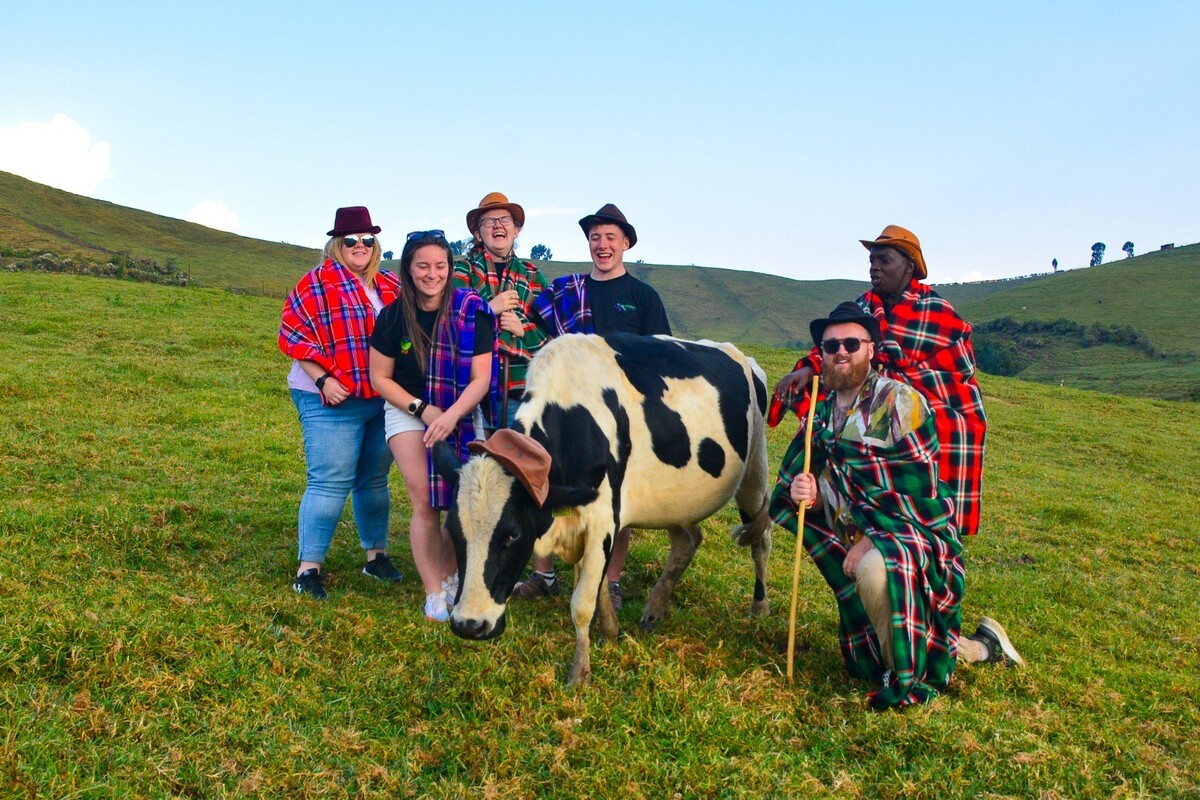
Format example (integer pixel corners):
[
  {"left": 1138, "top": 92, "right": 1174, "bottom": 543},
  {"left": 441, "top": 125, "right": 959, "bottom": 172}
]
[{"left": 769, "top": 302, "right": 1023, "bottom": 710}]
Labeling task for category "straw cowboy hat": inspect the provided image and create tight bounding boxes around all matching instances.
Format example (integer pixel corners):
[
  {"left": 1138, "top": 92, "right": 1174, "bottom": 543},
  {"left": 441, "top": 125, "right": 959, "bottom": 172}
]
[
  {"left": 466, "top": 192, "right": 526, "bottom": 233},
  {"left": 860, "top": 225, "right": 927, "bottom": 280}
]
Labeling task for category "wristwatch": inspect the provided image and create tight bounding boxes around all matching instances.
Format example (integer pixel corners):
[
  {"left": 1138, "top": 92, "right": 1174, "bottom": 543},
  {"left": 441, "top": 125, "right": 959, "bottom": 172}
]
[
  {"left": 408, "top": 398, "right": 421, "bottom": 415},
  {"left": 315, "top": 373, "right": 330, "bottom": 391}
]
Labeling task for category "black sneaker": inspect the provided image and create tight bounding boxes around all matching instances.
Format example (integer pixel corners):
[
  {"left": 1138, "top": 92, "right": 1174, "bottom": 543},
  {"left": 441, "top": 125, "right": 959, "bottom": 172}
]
[
  {"left": 293, "top": 568, "right": 327, "bottom": 600},
  {"left": 363, "top": 553, "right": 403, "bottom": 582},
  {"left": 513, "top": 571, "right": 559, "bottom": 600},
  {"left": 971, "top": 616, "right": 1025, "bottom": 666}
]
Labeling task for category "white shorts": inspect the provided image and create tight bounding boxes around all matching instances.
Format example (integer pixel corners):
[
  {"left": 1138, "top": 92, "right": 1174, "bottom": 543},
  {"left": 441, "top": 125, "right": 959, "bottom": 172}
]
[{"left": 384, "top": 402, "right": 426, "bottom": 440}]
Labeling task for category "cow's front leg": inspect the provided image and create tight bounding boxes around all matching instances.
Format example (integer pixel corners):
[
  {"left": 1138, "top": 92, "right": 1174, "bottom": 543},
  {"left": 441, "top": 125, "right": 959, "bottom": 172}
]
[
  {"left": 641, "top": 524, "right": 701, "bottom": 632},
  {"left": 567, "top": 543, "right": 609, "bottom": 686}
]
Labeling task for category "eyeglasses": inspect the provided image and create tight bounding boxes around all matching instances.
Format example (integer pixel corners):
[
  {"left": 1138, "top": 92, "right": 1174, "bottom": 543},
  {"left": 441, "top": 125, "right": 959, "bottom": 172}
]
[
  {"left": 406, "top": 229, "right": 446, "bottom": 242},
  {"left": 820, "top": 337, "right": 872, "bottom": 355},
  {"left": 342, "top": 235, "right": 376, "bottom": 249},
  {"left": 479, "top": 215, "right": 514, "bottom": 230}
]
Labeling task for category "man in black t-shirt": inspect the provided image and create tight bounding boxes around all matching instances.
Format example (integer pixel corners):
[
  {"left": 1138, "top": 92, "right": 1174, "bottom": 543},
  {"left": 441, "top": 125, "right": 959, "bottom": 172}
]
[{"left": 520, "top": 204, "right": 671, "bottom": 608}]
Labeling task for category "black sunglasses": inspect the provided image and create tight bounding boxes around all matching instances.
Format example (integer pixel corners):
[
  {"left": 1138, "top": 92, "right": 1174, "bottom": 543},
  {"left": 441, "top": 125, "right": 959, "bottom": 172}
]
[
  {"left": 342, "top": 235, "right": 376, "bottom": 248},
  {"left": 821, "top": 337, "right": 872, "bottom": 355},
  {"left": 406, "top": 229, "right": 446, "bottom": 242}
]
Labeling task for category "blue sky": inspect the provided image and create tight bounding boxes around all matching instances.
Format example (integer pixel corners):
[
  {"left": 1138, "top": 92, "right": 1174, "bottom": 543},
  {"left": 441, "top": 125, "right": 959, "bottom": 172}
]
[{"left": 2, "top": 1, "right": 1196, "bottom": 283}]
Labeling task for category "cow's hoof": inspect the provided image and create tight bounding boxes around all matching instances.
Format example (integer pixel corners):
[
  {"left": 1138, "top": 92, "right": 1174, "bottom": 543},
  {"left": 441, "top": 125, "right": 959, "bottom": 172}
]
[
  {"left": 750, "top": 599, "right": 769, "bottom": 617},
  {"left": 638, "top": 614, "right": 663, "bottom": 633}
]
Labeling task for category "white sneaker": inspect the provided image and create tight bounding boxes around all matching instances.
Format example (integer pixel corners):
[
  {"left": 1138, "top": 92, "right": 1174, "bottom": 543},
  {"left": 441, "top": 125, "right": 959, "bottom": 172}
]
[
  {"left": 441, "top": 573, "right": 460, "bottom": 609},
  {"left": 424, "top": 591, "right": 449, "bottom": 623}
]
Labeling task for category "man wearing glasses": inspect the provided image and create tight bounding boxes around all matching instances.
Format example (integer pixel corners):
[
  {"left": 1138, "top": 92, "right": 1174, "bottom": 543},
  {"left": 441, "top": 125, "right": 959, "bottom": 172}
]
[
  {"left": 769, "top": 302, "right": 1022, "bottom": 710},
  {"left": 453, "top": 192, "right": 550, "bottom": 430}
]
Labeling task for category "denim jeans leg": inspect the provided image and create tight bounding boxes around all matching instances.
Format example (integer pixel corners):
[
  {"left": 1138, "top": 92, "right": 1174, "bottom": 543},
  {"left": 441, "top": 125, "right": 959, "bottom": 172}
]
[
  {"left": 351, "top": 398, "right": 392, "bottom": 552},
  {"left": 292, "top": 389, "right": 365, "bottom": 563}
]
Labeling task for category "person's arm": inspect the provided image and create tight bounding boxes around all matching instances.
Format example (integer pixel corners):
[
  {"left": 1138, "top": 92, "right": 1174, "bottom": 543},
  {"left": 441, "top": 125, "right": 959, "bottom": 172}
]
[
  {"left": 422, "top": 351, "right": 493, "bottom": 446},
  {"left": 297, "top": 358, "right": 351, "bottom": 405},
  {"left": 369, "top": 347, "right": 425, "bottom": 414},
  {"left": 641, "top": 287, "right": 671, "bottom": 336}
]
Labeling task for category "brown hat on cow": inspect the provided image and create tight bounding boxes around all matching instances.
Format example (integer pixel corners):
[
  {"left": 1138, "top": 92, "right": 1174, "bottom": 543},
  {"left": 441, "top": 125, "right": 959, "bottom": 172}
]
[
  {"left": 860, "top": 225, "right": 927, "bottom": 280},
  {"left": 578, "top": 203, "right": 637, "bottom": 248},
  {"left": 466, "top": 192, "right": 526, "bottom": 233},
  {"left": 467, "top": 429, "right": 551, "bottom": 506}
]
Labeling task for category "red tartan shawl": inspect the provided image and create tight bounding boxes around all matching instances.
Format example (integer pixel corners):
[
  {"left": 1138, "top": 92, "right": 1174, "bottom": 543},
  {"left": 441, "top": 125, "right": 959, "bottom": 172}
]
[{"left": 279, "top": 260, "right": 400, "bottom": 399}]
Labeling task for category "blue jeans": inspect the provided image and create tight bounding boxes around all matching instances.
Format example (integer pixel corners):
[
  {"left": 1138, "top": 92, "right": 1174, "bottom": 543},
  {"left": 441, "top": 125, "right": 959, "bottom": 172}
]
[{"left": 291, "top": 390, "right": 392, "bottom": 563}]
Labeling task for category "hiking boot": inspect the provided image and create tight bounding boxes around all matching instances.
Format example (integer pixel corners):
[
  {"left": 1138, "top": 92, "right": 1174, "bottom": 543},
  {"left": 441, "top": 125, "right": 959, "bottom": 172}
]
[
  {"left": 513, "top": 571, "right": 559, "bottom": 600},
  {"left": 293, "top": 568, "right": 327, "bottom": 600},
  {"left": 441, "top": 573, "right": 460, "bottom": 608},
  {"left": 970, "top": 616, "right": 1025, "bottom": 666},
  {"left": 424, "top": 591, "right": 450, "bottom": 623},
  {"left": 608, "top": 581, "right": 624, "bottom": 612},
  {"left": 363, "top": 552, "right": 403, "bottom": 582}
]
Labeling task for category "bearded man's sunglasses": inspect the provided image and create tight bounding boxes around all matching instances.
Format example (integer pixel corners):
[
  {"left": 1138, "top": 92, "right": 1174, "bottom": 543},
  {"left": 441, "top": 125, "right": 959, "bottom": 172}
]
[{"left": 821, "top": 337, "right": 872, "bottom": 355}]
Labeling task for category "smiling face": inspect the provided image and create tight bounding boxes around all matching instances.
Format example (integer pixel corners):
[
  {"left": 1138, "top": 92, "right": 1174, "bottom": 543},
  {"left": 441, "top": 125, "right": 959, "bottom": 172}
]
[
  {"left": 410, "top": 243, "right": 450, "bottom": 309},
  {"left": 588, "top": 223, "right": 629, "bottom": 280},
  {"left": 340, "top": 232, "right": 375, "bottom": 275},
  {"left": 820, "top": 321, "right": 875, "bottom": 394},
  {"left": 868, "top": 246, "right": 914, "bottom": 297},
  {"left": 475, "top": 208, "right": 519, "bottom": 259}
]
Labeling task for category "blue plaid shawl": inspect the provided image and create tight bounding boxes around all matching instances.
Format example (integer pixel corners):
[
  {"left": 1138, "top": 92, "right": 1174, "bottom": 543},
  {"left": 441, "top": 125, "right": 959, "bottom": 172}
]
[
  {"left": 531, "top": 274, "right": 594, "bottom": 336},
  {"left": 426, "top": 287, "right": 499, "bottom": 509}
]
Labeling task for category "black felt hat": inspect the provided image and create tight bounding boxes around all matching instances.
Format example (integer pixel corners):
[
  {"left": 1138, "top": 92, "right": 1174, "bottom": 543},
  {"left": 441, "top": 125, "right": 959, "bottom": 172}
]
[
  {"left": 810, "top": 301, "right": 882, "bottom": 347},
  {"left": 578, "top": 203, "right": 637, "bottom": 248}
]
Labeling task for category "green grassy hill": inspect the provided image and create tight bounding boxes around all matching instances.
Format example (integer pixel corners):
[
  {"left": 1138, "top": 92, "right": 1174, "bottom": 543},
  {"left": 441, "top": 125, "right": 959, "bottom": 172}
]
[
  {"left": 959, "top": 245, "right": 1200, "bottom": 399},
  {"left": 1, "top": 271, "right": 1197, "bottom": 797}
]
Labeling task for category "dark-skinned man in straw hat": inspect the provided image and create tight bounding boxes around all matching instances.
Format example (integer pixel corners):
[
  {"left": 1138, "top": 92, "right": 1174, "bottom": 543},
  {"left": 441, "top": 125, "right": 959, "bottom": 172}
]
[
  {"left": 772, "top": 226, "right": 988, "bottom": 541},
  {"left": 770, "top": 302, "right": 1022, "bottom": 710},
  {"left": 452, "top": 192, "right": 550, "bottom": 431},
  {"left": 512, "top": 203, "right": 672, "bottom": 609}
]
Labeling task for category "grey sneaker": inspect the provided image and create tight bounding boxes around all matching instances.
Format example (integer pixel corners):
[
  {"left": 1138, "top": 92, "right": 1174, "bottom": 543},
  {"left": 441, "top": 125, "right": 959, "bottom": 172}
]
[
  {"left": 513, "top": 571, "right": 559, "bottom": 600},
  {"left": 607, "top": 581, "right": 624, "bottom": 612},
  {"left": 971, "top": 616, "right": 1025, "bottom": 666},
  {"left": 363, "top": 553, "right": 403, "bottom": 582},
  {"left": 293, "top": 568, "right": 327, "bottom": 600}
]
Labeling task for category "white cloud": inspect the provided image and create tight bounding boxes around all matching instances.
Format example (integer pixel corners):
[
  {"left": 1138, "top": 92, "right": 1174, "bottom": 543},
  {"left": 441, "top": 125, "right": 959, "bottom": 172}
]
[
  {"left": 186, "top": 200, "right": 240, "bottom": 233},
  {"left": 0, "top": 114, "right": 112, "bottom": 194}
]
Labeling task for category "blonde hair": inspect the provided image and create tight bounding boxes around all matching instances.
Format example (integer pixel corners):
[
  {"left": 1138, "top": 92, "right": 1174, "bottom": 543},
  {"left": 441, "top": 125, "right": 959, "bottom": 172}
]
[{"left": 321, "top": 234, "right": 382, "bottom": 289}]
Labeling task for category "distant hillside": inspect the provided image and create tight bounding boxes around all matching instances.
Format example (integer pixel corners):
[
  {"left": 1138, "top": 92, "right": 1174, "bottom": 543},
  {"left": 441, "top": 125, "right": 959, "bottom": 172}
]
[
  {"left": 959, "top": 244, "right": 1200, "bottom": 400},
  {"left": 4, "top": 170, "right": 1026, "bottom": 349}
]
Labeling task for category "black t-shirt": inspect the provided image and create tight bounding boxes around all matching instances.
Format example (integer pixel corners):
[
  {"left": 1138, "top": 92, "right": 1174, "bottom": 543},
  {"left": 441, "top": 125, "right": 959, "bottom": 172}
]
[
  {"left": 370, "top": 302, "right": 494, "bottom": 398},
  {"left": 585, "top": 273, "right": 672, "bottom": 336}
]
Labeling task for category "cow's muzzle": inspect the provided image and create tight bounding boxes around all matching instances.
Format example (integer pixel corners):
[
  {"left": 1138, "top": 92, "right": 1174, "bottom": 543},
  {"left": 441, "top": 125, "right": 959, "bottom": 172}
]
[{"left": 450, "top": 611, "right": 507, "bottom": 641}]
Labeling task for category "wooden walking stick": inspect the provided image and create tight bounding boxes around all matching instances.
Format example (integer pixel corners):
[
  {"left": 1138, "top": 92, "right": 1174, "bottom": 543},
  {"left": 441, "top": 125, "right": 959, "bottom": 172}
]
[
  {"left": 499, "top": 353, "right": 512, "bottom": 430},
  {"left": 787, "top": 374, "right": 821, "bottom": 683}
]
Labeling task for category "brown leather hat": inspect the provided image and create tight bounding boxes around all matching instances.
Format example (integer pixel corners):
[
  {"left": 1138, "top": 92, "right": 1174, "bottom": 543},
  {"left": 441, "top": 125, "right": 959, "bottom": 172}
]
[
  {"left": 860, "top": 225, "right": 927, "bottom": 280},
  {"left": 578, "top": 203, "right": 636, "bottom": 248},
  {"left": 467, "top": 429, "right": 551, "bottom": 506},
  {"left": 466, "top": 192, "right": 525, "bottom": 233},
  {"left": 327, "top": 206, "right": 381, "bottom": 237}
]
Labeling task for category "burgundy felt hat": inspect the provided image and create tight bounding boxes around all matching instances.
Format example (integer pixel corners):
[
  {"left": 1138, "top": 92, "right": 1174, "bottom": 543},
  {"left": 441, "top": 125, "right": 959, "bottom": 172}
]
[
  {"left": 466, "top": 192, "right": 526, "bottom": 233},
  {"left": 327, "top": 206, "right": 382, "bottom": 237},
  {"left": 578, "top": 203, "right": 637, "bottom": 248}
]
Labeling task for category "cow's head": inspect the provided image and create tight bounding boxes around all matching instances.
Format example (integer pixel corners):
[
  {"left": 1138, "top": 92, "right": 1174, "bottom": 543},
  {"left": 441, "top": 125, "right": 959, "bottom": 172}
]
[{"left": 433, "top": 430, "right": 599, "bottom": 641}]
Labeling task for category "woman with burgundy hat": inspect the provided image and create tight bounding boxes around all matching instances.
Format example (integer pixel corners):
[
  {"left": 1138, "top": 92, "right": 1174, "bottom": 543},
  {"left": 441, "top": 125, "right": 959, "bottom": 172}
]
[
  {"left": 369, "top": 231, "right": 499, "bottom": 622},
  {"left": 279, "top": 206, "right": 403, "bottom": 600},
  {"left": 770, "top": 225, "right": 988, "bottom": 540},
  {"left": 452, "top": 192, "right": 550, "bottom": 429}
]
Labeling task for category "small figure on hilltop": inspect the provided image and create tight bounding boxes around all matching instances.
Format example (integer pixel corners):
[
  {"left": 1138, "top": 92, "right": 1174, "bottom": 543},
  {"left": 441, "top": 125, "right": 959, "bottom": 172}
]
[
  {"left": 279, "top": 206, "right": 403, "bottom": 600},
  {"left": 772, "top": 226, "right": 988, "bottom": 538},
  {"left": 771, "top": 302, "right": 1023, "bottom": 709},
  {"left": 1052, "top": 258, "right": 1058, "bottom": 273}
]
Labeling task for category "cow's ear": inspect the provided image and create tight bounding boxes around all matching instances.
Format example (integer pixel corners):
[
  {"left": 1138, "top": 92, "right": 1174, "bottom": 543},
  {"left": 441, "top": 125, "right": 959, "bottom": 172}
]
[
  {"left": 431, "top": 441, "right": 462, "bottom": 489},
  {"left": 542, "top": 485, "right": 599, "bottom": 513}
]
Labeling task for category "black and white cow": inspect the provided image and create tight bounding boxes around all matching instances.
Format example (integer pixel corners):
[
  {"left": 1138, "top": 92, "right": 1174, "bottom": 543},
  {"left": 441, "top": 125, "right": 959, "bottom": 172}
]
[{"left": 434, "top": 333, "right": 772, "bottom": 685}]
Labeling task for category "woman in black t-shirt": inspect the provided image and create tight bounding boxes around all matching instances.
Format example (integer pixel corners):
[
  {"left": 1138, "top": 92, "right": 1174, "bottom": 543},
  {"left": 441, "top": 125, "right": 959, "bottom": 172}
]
[{"left": 369, "top": 231, "right": 495, "bottom": 623}]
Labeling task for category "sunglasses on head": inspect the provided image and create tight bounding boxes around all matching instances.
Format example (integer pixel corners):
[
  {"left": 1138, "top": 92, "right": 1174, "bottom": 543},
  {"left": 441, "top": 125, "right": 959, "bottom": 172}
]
[
  {"left": 406, "top": 229, "right": 446, "bottom": 242},
  {"left": 342, "top": 235, "right": 376, "bottom": 249},
  {"left": 821, "top": 337, "right": 872, "bottom": 355}
]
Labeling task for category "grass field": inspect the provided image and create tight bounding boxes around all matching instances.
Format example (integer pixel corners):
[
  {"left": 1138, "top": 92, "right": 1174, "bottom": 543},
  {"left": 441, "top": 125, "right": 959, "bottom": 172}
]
[{"left": 2, "top": 272, "right": 1198, "bottom": 798}]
